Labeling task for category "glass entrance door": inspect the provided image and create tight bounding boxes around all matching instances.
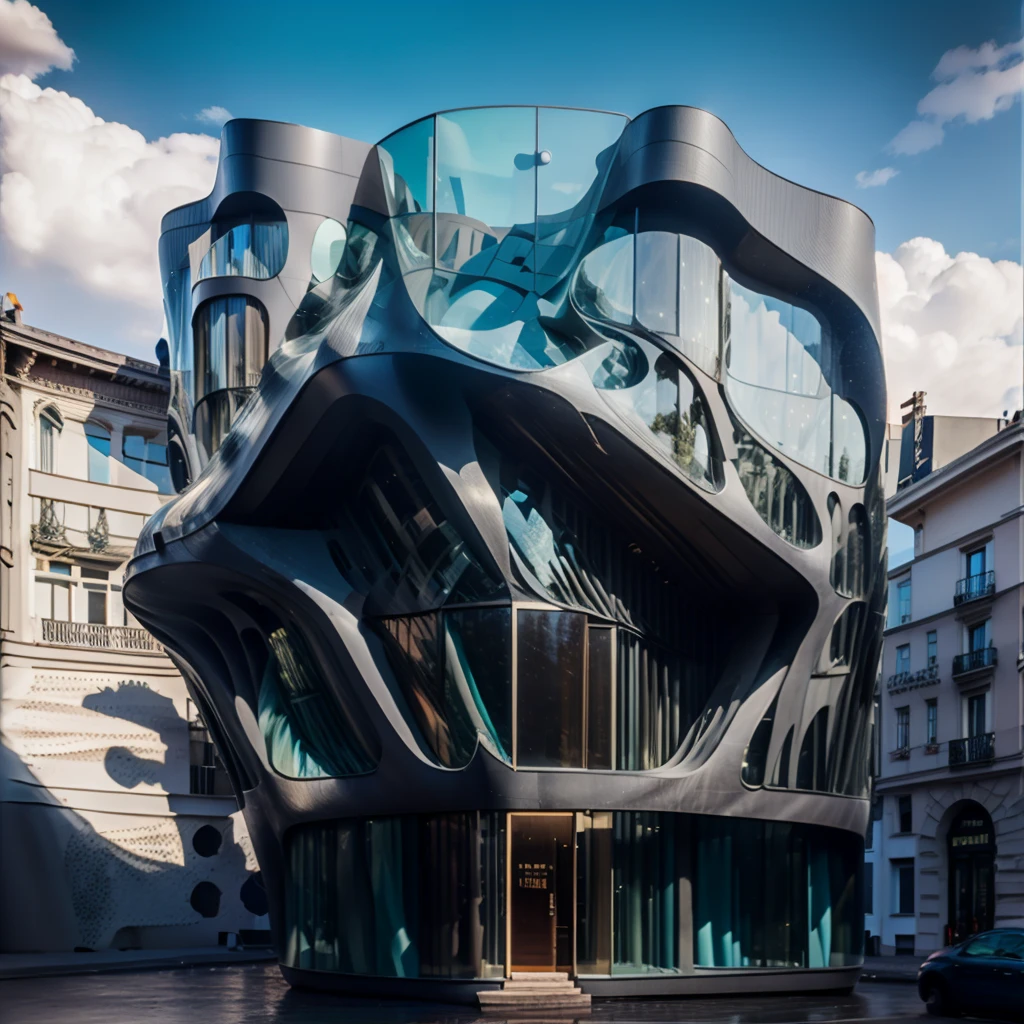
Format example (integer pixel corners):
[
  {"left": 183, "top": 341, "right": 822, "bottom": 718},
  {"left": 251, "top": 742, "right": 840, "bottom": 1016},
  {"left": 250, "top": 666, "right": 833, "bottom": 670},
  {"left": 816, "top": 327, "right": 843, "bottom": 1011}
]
[{"left": 509, "top": 813, "right": 575, "bottom": 972}]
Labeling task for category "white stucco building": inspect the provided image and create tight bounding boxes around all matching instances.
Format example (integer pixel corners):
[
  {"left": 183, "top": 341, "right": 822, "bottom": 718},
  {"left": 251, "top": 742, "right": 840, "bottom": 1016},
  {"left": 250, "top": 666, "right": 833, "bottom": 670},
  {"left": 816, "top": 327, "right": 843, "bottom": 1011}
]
[
  {"left": 873, "top": 407, "right": 1023, "bottom": 956},
  {"left": 0, "top": 306, "right": 266, "bottom": 953}
]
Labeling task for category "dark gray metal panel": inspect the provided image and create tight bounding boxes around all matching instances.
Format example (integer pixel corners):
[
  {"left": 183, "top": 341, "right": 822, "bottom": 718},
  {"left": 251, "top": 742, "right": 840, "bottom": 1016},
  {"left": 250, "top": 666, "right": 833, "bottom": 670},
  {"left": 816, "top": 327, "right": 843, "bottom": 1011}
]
[{"left": 604, "top": 106, "right": 880, "bottom": 340}]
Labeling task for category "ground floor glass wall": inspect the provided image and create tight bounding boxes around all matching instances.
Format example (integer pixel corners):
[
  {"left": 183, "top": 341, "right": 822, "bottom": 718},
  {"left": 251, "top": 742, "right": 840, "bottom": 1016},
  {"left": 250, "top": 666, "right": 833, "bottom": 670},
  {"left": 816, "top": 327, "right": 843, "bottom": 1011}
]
[{"left": 283, "top": 811, "right": 862, "bottom": 979}]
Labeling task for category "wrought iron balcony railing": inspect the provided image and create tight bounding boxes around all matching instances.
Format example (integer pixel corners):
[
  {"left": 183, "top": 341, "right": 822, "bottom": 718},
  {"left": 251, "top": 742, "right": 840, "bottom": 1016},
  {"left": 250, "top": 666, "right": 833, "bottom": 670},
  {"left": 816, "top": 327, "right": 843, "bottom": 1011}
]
[
  {"left": 40, "top": 618, "right": 164, "bottom": 652},
  {"left": 954, "top": 570, "right": 995, "bottom": 606},
  {"left": 949, "top": 732, "right": 995, "bottom": 767},
  {"left": 952, "top": 647, "right": 997, "bottom": 676}
]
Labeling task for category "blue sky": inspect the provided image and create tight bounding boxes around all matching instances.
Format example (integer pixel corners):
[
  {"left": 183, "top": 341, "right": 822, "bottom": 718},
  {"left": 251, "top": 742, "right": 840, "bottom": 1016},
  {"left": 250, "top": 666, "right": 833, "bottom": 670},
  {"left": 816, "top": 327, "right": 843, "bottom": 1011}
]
[
  {"left": 0, "top": 0, "right": 1021, "bottom": 419},
  {"left": 33, "top": 0, "right": 1021, "bottom": 257}
]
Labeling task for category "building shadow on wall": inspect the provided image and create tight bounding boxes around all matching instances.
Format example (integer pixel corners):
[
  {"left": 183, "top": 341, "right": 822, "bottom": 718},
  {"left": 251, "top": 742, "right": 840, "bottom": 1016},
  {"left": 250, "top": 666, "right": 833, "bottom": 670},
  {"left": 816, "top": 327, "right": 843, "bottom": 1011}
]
[
  {"left": 82, "top": 680, "right": 181, "bottom": 790},
  {"left": 1, "top": 682, "right": 266, "bottom": 952}
]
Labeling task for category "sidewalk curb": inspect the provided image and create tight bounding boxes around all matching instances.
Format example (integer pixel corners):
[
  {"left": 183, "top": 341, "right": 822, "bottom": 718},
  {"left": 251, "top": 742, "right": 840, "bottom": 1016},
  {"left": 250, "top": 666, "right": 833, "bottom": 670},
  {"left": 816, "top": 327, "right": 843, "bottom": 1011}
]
[{"left": 0, "top": 950, "right": 276, "bottom": 981}]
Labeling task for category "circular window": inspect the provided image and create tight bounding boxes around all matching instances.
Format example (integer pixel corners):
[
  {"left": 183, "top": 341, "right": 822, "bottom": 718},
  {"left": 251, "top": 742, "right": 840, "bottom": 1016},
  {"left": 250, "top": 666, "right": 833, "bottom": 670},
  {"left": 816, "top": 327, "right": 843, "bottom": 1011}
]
[
  {"left": 310, "top": 219, "right": 347, "bottom": 283},
  {"left": 189, "top": 881, "right": 221, "bottom": 918},
  {"left": 192, "top": 824, "right": 222, "bottom": 858}
]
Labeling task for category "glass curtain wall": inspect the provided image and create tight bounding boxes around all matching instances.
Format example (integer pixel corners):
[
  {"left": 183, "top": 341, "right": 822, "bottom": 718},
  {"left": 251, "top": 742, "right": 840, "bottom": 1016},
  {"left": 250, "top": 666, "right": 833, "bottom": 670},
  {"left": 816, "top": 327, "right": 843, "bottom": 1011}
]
[
  {"left": 693, "top": 816, "right": 862, "bottom": 969},
  {"left": 197, "top": 218, "right": 288, "bottom": 282},
  {"left": 284, "top": 812, "right": 505, "bottom": 978},
  {"left": 192, "top": 295, "right": 269, "bottom": 457},
  {"left": 377, "top": 107, "right": 627, "bottom": 370},
  {"left": 284, "top": 811, "right": 861, "bottom": 979},
  {"left": 257, "top": 623, "right": 380, "bottom": 779}
]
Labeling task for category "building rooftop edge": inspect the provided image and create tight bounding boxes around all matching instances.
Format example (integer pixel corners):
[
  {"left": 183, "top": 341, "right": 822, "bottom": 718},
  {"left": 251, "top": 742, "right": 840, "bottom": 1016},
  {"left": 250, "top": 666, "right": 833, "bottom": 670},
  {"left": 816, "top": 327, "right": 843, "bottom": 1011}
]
[
  {"left": 887, "top": 421, "right": 1023, "bottom": 520},
  {"left": 1, "top": 318, "right": 165, "bottom": 384}
]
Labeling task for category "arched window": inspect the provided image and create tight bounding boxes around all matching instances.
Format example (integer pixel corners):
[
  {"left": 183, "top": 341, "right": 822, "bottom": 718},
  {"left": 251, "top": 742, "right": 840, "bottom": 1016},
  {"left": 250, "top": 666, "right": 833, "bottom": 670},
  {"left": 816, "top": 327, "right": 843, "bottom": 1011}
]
[
  {"left": 38, "top": 405, "right": 63, "bottom": 473},
  {"left": 84, "top": 420, "right": 110, "bottom": 484}
]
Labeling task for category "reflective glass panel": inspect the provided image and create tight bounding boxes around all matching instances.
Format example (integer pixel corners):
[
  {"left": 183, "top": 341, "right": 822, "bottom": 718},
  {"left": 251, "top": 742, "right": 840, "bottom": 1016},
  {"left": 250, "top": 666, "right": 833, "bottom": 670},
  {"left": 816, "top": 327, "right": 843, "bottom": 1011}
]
[
  {"left": 84, "top": 421, "right": 110, "bottom": 484},
  {"left": 435, "top": 107, "right": 536, "bottom": 275},
  {"left": 284, "top": 812, "right": 505, "bottom": 978},
  {"left": 258, "top": 625, "right": 380, "bottom": 778},
  {"left": 733, "top": 430, "right": 822, "bottom": 548},
  {"left": 612, "top": 811, "right": 683, "bottom": 974},
  {"left": 378, "top": 116, "right": 434, "bottom": 216},
  {"left": 535, "top": 108, "right": 626, "bottom": 290},
  {"left": 197, "top": 220, "right": 288, "bottom": 281},
  {"left": 636, "top": 232, "right": 679, "bottom": 335},
  {"left": 309, "top": 218, "right": 347, "bottom": 283},
  {"left": 677, "top": 235, "right": 720, "bottom": 376},
  {"left": 832, "top": 395, "right": 867, "bottom": 484},
  {"left": 693, "top": 816, "right": 862, "bottom": 968},
  {"left": 572, "top": 232, "right": 633, "bottom": 325},
  {"left": 516, "top": 609, "right": 585, "bottom": 768}
]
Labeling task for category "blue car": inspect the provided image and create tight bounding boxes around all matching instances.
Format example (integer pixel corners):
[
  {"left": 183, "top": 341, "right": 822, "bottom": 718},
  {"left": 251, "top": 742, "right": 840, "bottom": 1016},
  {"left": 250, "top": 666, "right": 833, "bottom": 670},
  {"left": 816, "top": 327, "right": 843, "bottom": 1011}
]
[{"left": 918, "top": 929, "right": 1024, "bottom": 1019}]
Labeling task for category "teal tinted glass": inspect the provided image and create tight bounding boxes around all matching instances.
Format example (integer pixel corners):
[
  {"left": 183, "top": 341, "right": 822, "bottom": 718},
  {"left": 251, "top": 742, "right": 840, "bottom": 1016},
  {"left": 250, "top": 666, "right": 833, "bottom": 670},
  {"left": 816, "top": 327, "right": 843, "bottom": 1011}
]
[{"left": 378, "top": 116, "right": 434, "bottom": 216}]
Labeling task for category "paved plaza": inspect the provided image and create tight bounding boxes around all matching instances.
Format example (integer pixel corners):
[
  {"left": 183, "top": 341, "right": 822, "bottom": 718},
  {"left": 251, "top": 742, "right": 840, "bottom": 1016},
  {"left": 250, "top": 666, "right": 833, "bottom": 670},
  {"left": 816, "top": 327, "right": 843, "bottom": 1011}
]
[{"left": 2, "top": 963, "right": 941, "bottom": 1024}]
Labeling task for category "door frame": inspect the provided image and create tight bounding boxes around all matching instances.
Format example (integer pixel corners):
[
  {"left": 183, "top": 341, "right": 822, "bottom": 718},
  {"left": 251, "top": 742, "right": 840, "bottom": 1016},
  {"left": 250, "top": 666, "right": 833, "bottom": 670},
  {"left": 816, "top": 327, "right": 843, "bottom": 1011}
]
[{"left": 506, "top": 811, "right": 577, "bottom": 977}]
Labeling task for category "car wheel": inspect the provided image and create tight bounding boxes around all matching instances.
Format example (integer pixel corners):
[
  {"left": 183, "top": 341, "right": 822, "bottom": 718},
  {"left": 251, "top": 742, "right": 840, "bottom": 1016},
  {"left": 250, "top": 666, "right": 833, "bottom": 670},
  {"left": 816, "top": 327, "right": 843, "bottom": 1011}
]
[{"left": 924, "top": 979, "right": 959, "bottom": 1018}]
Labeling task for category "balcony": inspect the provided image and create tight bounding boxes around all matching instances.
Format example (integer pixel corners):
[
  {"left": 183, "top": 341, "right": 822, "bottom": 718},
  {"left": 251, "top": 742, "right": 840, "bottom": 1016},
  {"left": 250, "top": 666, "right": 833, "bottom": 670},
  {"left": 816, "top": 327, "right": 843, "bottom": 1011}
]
[
  {"left": 949, "top": 732, "right": 995, "bottom": 768},
  {"left": 952, "top": 647, "right": 998, "bottom": 677},
  {"left": 954, "top": 570, "right": 995, "bottom": 606},
  {"left": 889, "top": 747, "right": 910, "bottom": 762},
  {"left": 40, "top": 618, "right": 164, "bottom": 652}
]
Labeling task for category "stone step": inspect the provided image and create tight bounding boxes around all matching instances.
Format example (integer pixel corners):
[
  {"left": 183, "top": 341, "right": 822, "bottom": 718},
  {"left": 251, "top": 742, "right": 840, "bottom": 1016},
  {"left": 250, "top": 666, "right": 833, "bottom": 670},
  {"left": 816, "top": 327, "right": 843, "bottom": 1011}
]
[
  {"left": 509, "top": 971, "right": 570, "bottom": 982},
  {"left": 478, "top": 991, "right": 592, "bottom": 1010},
  {"left": 499, "top": 984, "right": 582, "bottom": 994}
]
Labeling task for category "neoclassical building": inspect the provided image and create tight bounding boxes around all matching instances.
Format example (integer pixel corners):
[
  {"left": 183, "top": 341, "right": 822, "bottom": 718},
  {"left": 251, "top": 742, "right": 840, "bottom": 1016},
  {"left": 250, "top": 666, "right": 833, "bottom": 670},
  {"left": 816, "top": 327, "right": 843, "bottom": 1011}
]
[
  {"left": 126, "top": 106, "right": 887, "bottom": 1000},
  {"left": 0, "top": 309, "right": 265, "bottom": 953}
]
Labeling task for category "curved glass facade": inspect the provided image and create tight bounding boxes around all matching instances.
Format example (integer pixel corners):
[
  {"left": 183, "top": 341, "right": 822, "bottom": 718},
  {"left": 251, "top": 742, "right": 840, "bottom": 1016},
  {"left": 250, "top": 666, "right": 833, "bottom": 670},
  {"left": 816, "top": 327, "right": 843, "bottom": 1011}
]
[
  {"left": 258, "top": 623, "right": 380, "bottom": 778},
  {"left": 196, "top": 219, "right": 288, "bottom": 282},
  {"left": 192, "top": 296, "right": 268, "bottom": 459},
  {"left": 284, "top": 811, "right": 862, "bottom": 978},
  {"left": 377, "top": 107, "right": 627, "bottom": 371},
  {"left": 143, "top": 107, "right": 885, "bottom": 1000}
]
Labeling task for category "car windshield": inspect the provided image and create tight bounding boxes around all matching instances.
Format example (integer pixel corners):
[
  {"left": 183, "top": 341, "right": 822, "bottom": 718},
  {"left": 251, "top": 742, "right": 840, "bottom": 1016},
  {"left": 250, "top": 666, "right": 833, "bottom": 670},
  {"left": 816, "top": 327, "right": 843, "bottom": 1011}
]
[{"left": 962, "top": 931, "right": 1024, "bottom": 958}]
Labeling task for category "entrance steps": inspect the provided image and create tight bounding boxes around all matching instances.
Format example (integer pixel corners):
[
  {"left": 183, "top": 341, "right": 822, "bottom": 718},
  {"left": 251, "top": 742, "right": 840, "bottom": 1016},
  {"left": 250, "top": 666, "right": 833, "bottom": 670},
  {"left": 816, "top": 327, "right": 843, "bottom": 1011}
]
[{"left": 478, "top": 972, "right": 592, "bottom": 1013}]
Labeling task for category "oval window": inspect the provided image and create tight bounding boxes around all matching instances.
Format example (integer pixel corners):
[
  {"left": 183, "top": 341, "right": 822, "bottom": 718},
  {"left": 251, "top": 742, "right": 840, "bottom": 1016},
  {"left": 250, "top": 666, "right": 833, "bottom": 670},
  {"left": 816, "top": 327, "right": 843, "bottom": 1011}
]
[{"left": 310, "top": 219, "right": 347, "bottom": 283}]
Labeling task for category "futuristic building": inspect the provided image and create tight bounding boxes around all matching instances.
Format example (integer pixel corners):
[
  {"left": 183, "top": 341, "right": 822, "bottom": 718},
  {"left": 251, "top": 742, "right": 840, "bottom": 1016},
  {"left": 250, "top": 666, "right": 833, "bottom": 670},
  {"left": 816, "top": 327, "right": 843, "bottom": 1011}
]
[{"left": 127, "top": 106, "right": 887, "bottom": 999}]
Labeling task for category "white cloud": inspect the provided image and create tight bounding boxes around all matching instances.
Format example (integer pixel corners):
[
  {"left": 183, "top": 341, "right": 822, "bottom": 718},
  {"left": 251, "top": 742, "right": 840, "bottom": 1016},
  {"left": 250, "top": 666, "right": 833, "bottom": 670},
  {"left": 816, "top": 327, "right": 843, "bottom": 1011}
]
[
  {"left": 0, "top": 73, "right": 218, "bottom": 309},
  {"left": 888, "top": 119, "right": 945, "bottom": 156},
  {"left": 877, "top": 237, "right": 1023, "bottom": 421},
  {"left": 889, "top": 37, "right": 1023, "bottom": 155},
  {"left": 196, "top": 105, "right": 232, "bottom": 127},
  {"left": 0, "top": 0, "right": 74, "bottom": 79},
  {"left": 855, "top": 167, "right": 898, "bottom": 189}
]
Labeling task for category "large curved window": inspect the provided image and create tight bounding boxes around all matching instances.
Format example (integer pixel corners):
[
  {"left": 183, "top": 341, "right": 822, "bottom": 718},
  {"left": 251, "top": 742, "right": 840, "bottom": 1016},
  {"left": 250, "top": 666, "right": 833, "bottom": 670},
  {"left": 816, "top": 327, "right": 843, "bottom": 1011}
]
[
  {"left": 572, "top": 229, "right": 721, "bottom": 378},
  {"left": 309, "top": 218, "right": 347, "bottom": 283},
  {"left": 377, "top": 606, "right": 512, "bottom": 768},
  {"left": 725, "top": 279, "right": 869, "bottom": 485},
  {"left": 192, "top": 296, "right": 268, "bottom": 458},
  {"left": 196, "top": 198, "right": 288, "bottom": 283},
  {"left": 258, "top": 624, "right": 379, "bottom": 778},
  {"left": 376, "top": 107, "right": 627, "bottom": 371},
  {"left": 733, "top": 430, "right": 821, "bottom": 548}
]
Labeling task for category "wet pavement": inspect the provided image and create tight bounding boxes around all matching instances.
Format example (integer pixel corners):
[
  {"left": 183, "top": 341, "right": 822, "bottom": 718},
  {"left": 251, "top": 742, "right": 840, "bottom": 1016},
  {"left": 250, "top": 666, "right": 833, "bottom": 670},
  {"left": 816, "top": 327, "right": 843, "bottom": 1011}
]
[{"left": 0, "top": 962, "right": 949, "bottom": 1024}]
